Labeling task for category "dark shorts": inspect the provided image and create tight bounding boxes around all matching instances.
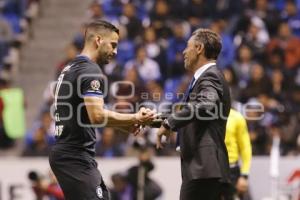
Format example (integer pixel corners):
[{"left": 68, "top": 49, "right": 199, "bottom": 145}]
[{"left": 49, "top": 149, "right": 109, "bottom": 200}]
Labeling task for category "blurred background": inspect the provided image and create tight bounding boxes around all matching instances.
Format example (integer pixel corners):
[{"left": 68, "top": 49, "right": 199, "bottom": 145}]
[{"left": 0, "top": 0, "right": 300, "bottom": 199}]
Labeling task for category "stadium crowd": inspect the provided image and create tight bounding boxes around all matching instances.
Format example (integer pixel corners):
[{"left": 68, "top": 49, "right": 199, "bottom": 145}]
[
  {"left": 1, "top": 0, "right": 300, "bottom": 157},
  {"left": 0, "top": 0, "right": 40, "bottom": 149}
]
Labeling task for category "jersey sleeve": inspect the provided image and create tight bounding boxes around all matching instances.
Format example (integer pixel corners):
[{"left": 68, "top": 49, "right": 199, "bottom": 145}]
[
  {"left": 79, "top": 65, "right": 105, "bottom": 97},
  {"left": 236, "top": 113, "right": 252, "bottom": 175}
]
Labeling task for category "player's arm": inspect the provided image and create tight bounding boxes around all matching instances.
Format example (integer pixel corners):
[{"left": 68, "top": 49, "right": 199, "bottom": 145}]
[
  {"left": 84, "top": 96, "right": 154, "bottom": 127},
  {"left": 80, "top": 66, "right": 155, "bottom": 128},
  {"left": 237, "top": 114, "right": 252, "bottom": 176}
]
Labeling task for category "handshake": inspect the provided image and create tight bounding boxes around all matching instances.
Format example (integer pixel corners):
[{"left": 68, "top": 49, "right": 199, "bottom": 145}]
[
  {"left": 132, "top": 107, "right": 173, "bottom": 149},
  {"left": 135, "top": 107, "right": 169, "bottom": 128}
]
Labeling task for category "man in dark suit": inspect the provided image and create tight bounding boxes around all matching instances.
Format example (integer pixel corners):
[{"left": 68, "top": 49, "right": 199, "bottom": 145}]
[{"left": 156, "top": 28, "right": 231, "bottom": 200}]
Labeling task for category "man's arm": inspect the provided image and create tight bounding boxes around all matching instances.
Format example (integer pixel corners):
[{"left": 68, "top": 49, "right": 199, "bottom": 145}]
[
  {"left": 167, "top": 79, "right": 220, "bottom": 131},
  {"left": 235, "top": 113, "right": 252, "bottom": 195},
  {"left": 156, "top": 78, "right": 221, "bottom": 149},
  {"left": 84, "top": 96, "right": 154, "bottom": 127},
  {"left": 237, "top": 114, "right": 252, "bottom": 176}
]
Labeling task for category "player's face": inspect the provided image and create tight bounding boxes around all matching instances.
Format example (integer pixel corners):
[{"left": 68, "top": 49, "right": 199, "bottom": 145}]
[
  {"left": 96, "top": 31, "right": 119, "bottom": 65},
  {"left": 183, "top": 36, "right": 200, "bottom": 71}
]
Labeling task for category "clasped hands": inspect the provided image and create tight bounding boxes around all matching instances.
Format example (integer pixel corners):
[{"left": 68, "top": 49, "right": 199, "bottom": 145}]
[{"left": 133, "top": 107, "right": 173, "bottom": 149}]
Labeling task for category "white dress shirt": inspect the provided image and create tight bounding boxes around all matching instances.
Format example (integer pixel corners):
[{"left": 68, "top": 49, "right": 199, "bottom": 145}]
[{"left": 192, "top": 62, "right": 216, "bottom": 87}]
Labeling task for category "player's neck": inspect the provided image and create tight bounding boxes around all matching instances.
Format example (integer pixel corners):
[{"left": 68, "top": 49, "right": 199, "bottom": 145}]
[{"left": 80, "top": 48, "right": 97, "bottom": 63}]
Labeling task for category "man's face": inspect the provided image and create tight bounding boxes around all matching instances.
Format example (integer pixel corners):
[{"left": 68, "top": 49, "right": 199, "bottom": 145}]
[
  {"left": 96, "top": 31, "right": 119, "bottom": 65},
  {"left": 183, "top": 36, "right": 199, "bottom": 71}
]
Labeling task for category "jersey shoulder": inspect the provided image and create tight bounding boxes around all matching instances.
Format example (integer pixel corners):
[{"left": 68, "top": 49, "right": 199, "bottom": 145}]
[
  {"left": 229, "top": 109, "right": 245, "bottom": 123},
  {"left": 62, "top": 57, "right": 103, "bottom": 80}
]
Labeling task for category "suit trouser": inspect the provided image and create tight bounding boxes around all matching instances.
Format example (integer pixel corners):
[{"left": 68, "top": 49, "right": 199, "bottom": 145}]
[{"left": 180, "top": 178, "right": 222, "bottom": 200}]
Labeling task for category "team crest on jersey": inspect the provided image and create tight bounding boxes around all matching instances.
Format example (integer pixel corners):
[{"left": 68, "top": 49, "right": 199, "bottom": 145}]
[
  {"left": 91, "top": 80, "right": 100, "bottom": 91},
  {"left": 96, "top": 186, "right": 103, "bottom": 199}
]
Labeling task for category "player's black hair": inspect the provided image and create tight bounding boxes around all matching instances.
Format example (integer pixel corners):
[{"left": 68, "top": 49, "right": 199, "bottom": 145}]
[{"left": 84, "top": 20, "right": 119, "bottom": 42}]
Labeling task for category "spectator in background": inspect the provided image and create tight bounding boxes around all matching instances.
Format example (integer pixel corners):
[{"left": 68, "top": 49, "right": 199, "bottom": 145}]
[
  {"left": 269, "top": 69, "right": 288, "bottom": 102},
  {"left": 0, "top": 15, "right": 13, "bottom": 65},
  {"left": 207, "top": 0, "right": 243, "bottom": 19},
  {"left": 267, "top": 21, "right": 300, "bottom": 69},
  {"left": 116, "top": 66, "right": 147, "bottom": 105},
  {"left": 0, "top": 75, "right": 11, "bottom": 149},
  {"left": 101, "top": 0, "right": 123, "bottom": 19},
  {"left": 287, "top": 85, "right": 300, "bottom": 113},
  {"left": 232, "top": 44, "right": 256, "bottom": 88},
  {"left": 210, "top": 18, "right": 235, "bottom": 69},
  {"left": 266, "top": 48, "right": 285, "bottom": 71},
  {"left": 281, "top": 0, "right": 300, "bottom": 36},
  {"left": 249, "top": 0, "right": 281, "bottom": 37},
  {"left": 274, "top": 111, "right": 300, "bottom": 155},
  {"left": 246, "top": 16, "right": 270, "bottom": 59},
  {"left": 163, "top": 73, "right": 191, "bottom": 103},
  {"left": 126, "top": 147, "right": 162, "bottom": 200},
  {"left": 119, "top": 3, "right": 143, "bottom": 40},
  {"left": 0, "top": 72, "right": 25, "bottom": 148},
  {"left": 86, "top": 1, "right": 118, "bottom": 24},
  {"left": 88, "top": 1, "right": 106, "bottom": 21},
  {"left": 166, "top": 22, "right": 187, "bottom": 78},
  {"left": 223, "top": 67, "right": 240, "bottom": 101},
  {"left": 29, "top": 170, "right": 64, "bottom": 200},
  {"left": 1, "top": 0, "right": 26, "bottom": 34},
  {"left": 143, "top": 27, "right": 167, "bottom": 81},
  {"left": 150, "top": 0, "right": 172, "bottom": 39},
  {"left": 110, "top": 173, "right": 134, "bottom": 200},
  {"left": 72, "top": 23, "right": 86, "bottom": 51},
  {"left": 185, "top": 0, "right": 210, "bottom": 31},
  {"left": 102, "top": 58, "right": 123, "bottom": 86},
  {"left": 246, "top": 99, "right": 268, "bottom": 155},
  {"left": 124, "top": 45, "right": 161, "bottom": 83},
  {"left": 55, "top": 43, "right": 78, "bottom": 78},
  {"left": 96, "top": 128, "right": 125, "bottom": 157},
  {"left": 241, "top": 63, "right": 272, "bottom": 102},
  {"left": 23, "top": 109, "right": 55, "bottom": 156},
  {"left": 115, "top": 25, "right": 135, "bottom": 66}
]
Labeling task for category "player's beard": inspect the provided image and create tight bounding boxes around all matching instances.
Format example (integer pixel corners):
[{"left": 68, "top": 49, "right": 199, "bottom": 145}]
[{"left": 96, "top": 50, "right": 110, "bottom": 66}]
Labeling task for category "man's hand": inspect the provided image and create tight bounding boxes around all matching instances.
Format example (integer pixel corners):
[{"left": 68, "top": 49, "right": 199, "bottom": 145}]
[
  {"left": 135, "top": 107, "right": 156, "bottom": 125},
  {"left": 117, "top": 124, "right": 145, "bottom": 136},
  {"left": 156, "top": 125, "right": 172, "bottom": 149},
  {"left": 236, "top": 176, "right": 248, "bottom": 195}
]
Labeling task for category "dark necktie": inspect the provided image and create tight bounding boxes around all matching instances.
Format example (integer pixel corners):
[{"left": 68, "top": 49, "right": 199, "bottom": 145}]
[
  {"left": 182, "top": 77, "right": 196, "bottom": 102},
  {"left": 176, "top": 77, "right": 196, "bottom": 150}
]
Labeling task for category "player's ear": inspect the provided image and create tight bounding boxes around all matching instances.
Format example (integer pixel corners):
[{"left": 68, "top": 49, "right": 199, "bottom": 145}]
[{"left": 95, "top": 35, "right": 102, "bottom": 48}]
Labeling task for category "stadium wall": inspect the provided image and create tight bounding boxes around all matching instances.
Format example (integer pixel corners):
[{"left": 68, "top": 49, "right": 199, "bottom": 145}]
[{"left": 0, "top": 157, "right": 299, "bottom": 200}]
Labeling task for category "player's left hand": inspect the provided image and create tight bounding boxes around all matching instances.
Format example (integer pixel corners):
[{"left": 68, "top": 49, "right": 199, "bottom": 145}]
[
  {"left": 156, "top": 126, "right": 172, "bottom": 149},
  {"left": 132, "top": 124, "right": 146, "bottom": 136},
  {"left": 236, "top": 176, "right": 248, "bottom": 194},
  {"left": 117, "top": 124, "right": 145, "bottom": 135}
]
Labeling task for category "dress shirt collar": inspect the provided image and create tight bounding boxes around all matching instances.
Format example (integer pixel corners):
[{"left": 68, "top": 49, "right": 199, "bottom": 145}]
[{"left": 192, "top": 62, "right": 216, "bottom": 86}]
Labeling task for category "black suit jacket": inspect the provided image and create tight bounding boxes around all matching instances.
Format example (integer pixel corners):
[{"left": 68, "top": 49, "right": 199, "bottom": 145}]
[{"left": 167, "top": 65, "right": 231, "bottom": 183}]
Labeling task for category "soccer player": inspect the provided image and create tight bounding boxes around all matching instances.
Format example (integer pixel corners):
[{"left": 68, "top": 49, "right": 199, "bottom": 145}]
[
  {"left": 223, "top": 108, "right": 252, "bottom": 200},
  {"left": 49, "top": 20, "right": 155, "bottom": 200}
]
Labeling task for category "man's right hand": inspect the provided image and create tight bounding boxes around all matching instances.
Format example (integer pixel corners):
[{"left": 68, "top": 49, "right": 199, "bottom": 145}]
[
  {"left": 135, "top": 107, "right": 156, "bottom": 125},
  {"left": 236, "top": 176, "right": 248, "bottom": 195}
]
